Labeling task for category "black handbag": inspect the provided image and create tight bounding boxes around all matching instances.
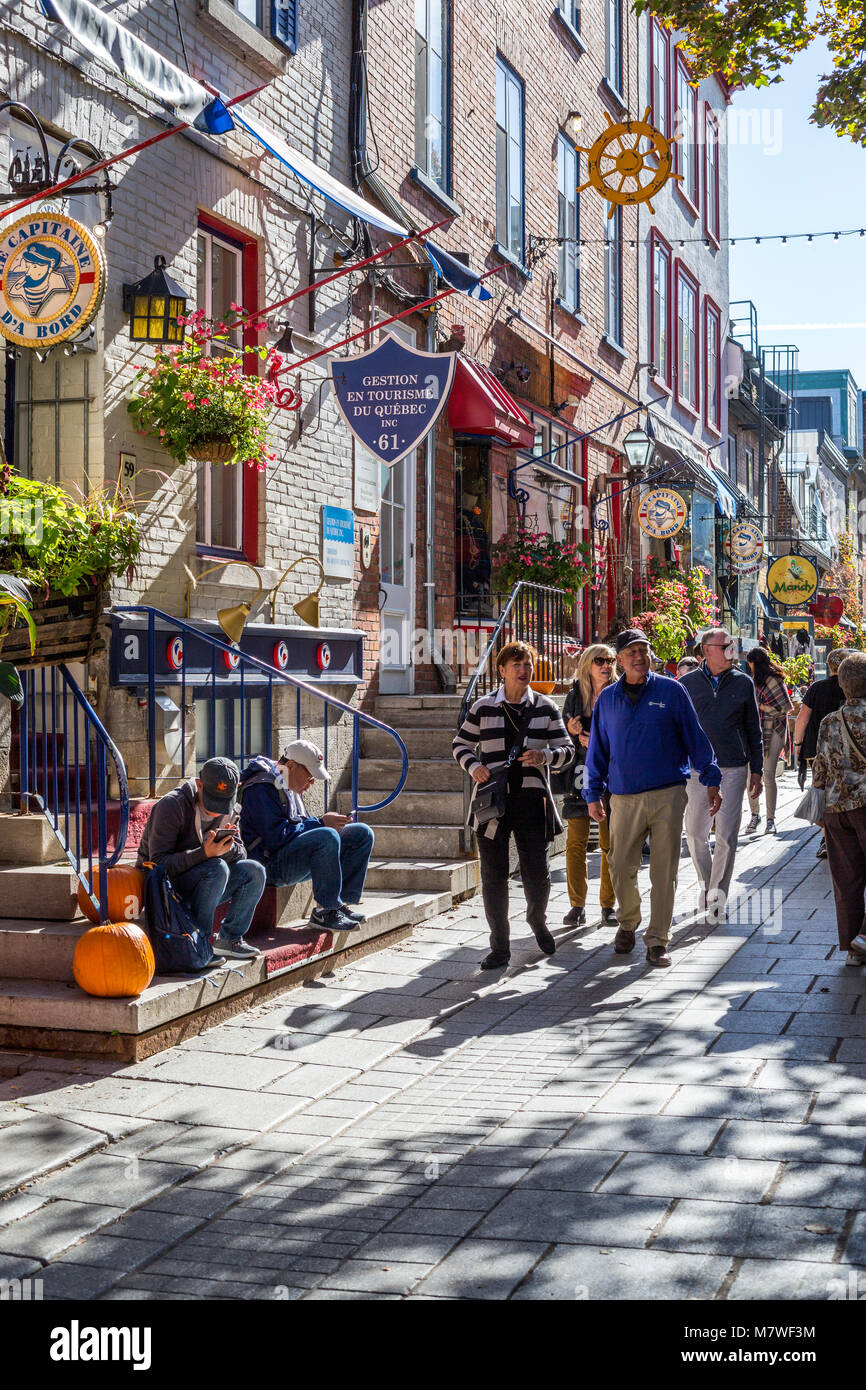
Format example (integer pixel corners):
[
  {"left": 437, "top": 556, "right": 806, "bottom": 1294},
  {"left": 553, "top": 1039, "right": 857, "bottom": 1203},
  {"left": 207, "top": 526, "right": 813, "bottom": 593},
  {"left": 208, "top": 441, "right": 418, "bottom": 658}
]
[{"left": 470, "top": 702, "right": 537, "bottom": 827}]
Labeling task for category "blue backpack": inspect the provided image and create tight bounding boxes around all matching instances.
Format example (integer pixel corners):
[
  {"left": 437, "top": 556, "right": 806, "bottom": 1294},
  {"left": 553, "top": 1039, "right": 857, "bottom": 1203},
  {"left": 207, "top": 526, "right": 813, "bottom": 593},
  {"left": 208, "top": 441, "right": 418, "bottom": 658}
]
[{"left": 143, "top": 865, "right": 219, "bottom": 975}]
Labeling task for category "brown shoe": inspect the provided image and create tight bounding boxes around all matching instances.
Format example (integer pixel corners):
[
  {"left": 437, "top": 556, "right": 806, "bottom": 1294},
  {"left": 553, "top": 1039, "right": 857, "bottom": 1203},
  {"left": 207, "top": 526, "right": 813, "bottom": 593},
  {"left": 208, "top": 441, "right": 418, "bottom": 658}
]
[
  {"left": 646, "top": 945, "right": 672, "bottom": 968},
  {"left": 613, "top": 926, "right": 636, "bottom": 954}
]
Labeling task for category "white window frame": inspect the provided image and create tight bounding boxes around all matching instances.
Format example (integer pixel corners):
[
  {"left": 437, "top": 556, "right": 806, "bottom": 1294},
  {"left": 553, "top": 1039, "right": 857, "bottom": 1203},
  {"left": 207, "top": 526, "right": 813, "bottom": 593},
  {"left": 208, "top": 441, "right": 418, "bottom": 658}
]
[
  {"left": 414, "top": 0, "right": 448, "bottom": 187},
  {"left": 196, "top": 227, "right": 244, "bottom": 554},
  {"left": 496, "top": 57, "right": 525, "bottom": 263},
  {"left": 557, "top": 134, "right": 579, "bottom": 313}
]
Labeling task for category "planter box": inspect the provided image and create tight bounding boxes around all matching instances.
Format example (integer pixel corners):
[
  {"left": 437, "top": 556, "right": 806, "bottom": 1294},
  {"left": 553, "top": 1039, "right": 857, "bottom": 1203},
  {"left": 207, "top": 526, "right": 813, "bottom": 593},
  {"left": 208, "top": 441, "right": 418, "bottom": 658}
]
[{"left": 0, "top": 583, "right": 105, "bottom": 669}]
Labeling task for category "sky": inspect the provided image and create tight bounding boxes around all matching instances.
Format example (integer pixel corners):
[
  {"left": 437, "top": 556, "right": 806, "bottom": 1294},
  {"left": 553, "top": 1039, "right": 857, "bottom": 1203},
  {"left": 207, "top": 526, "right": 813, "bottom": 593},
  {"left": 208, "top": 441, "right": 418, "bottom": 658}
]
[{"left": 727, "top": 38, "right": 866, "bottom": 387}]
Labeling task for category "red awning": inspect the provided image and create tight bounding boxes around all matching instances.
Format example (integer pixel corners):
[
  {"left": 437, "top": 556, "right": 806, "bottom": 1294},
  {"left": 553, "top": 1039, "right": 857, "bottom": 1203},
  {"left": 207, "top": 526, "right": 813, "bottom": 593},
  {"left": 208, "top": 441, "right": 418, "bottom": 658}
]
[{"left": 448, "top": 356, "right": 535, "bottom": 449}]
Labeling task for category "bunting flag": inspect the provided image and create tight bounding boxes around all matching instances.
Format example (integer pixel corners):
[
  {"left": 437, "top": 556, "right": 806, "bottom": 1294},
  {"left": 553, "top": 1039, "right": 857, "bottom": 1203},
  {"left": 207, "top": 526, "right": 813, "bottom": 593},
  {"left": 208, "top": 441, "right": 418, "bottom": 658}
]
[
  {"left": 424, "top": 241, "right": 492, "bottom": 301},
  {"left": 39, "top": 0, "right": 234, "bottom": 133}
]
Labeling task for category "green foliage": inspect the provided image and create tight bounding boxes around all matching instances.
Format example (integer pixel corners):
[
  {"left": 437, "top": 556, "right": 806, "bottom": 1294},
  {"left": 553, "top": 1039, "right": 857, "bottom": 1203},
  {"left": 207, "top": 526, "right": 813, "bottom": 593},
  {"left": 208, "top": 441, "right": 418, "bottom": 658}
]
[
  {"left": 823, "top": 532, "right": 866, "bottom": 648},
  {"left": 0, "top": 571, "right": 35, "bottom": 657},
  {"left": 127, "top": 310, "right": 277, "bottom": 470},
  {"left": 632, "top": 561, "right": 720, "bottom": 663},
  {"left": 782, "top": 653, "right": 813, "bottom": 688},
  {"left": 490, "top": 528, "right": 592, "bottom": 596},
  {"left": 633, "top": 0, "right": 866, "bottom": 147},
  {"left": 0, "top": 661, "right": 23, "bottom": 706}
]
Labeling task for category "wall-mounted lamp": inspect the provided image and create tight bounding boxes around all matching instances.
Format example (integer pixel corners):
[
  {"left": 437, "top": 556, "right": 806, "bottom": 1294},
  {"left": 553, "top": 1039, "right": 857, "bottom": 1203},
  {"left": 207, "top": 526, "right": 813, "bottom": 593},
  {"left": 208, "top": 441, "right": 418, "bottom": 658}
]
[
  {"left": 564, "top": 111, "right": 583, "bottom": 140},
  {"left": 622, "top": 424, "right": 655, "bottom": 474},
  {"left": 269, "top": 554, "right": 325, "bottom": 627},
  {"left": 122, "top": 256, "right": 189, "bottom": 344},
  {"left": 184, "top": 561, "right": 264, "bottom": 645}
]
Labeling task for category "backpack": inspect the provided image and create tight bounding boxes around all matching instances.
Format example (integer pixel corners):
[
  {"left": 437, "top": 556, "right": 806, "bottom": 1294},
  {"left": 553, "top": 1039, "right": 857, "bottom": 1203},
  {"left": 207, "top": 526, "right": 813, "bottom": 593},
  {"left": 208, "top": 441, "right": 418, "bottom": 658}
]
[{"left": 143, "top": 864, "right": 220, "bottom": 975}]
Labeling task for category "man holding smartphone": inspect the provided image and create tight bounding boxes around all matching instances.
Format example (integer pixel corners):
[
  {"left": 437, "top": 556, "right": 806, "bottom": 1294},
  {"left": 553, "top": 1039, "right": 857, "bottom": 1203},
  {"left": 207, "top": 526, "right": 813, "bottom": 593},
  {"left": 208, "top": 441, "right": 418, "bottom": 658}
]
[
  {"left": 136, "top": 757, "right": 266, "bottom": 959},
  {"left": 239, "top": 740, "right": 374, "bottom": 934}
]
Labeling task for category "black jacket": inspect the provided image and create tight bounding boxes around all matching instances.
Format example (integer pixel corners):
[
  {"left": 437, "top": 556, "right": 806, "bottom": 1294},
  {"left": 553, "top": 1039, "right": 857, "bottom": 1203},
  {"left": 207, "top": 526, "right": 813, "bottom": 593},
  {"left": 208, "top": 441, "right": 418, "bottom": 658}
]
[
  {"left": 679, "top": 665, "right": 763, "bottom": 774},
  {"left": 800, "top": 674, "right": 845, "bottom": 762},
  {"left": 561, "top": 682, "right": 591, "bottom": 818}
]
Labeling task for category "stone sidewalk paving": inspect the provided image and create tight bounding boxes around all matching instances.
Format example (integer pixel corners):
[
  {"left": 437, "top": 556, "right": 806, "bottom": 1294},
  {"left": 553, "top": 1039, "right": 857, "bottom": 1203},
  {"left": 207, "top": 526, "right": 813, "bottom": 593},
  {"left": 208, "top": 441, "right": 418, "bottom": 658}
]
[{"left": 1, "top": 770, "right": 862, "bottom": 1301}]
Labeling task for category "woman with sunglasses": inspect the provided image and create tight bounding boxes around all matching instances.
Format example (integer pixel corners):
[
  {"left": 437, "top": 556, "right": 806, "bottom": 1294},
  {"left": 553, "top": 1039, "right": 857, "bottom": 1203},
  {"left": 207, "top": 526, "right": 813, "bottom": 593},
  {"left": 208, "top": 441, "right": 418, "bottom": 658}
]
[{"left": 562, "top": 644, "right": 618, "bottom": 926}]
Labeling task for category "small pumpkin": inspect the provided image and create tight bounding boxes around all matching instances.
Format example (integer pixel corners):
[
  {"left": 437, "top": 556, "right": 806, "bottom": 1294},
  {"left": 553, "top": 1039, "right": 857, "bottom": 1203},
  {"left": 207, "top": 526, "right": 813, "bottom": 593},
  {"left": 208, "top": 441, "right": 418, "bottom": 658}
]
[
  {"left": 530, "top": 656, "right": 556, "bottom": 695},
  {"left": 73, "top": 922, "right": 155, "bottom": 998},
  {"left": 77, "top": 865, "right": 144, "bottom": 925}
]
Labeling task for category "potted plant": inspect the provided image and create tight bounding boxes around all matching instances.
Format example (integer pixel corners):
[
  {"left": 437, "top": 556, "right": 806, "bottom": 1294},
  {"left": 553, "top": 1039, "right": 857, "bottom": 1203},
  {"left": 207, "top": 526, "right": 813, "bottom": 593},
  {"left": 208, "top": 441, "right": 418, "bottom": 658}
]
[
  {"left": 632, "top": 562, "right": 720, "bottom": 664},
  {"left": 127, "top": 309, "right": 278, "bottom": 470},
  {"left": 0, "top": 467, "right": 140, "bottom": 667},
  {"left": 490, "top": 527, "right": 592, "bottom": 601}
]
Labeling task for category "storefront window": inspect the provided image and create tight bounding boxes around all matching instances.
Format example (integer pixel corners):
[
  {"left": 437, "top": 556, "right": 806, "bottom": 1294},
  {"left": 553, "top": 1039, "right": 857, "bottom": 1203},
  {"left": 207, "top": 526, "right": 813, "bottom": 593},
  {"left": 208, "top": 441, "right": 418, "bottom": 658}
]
[
  {"left": 456, "top": 443, "right": 493, "bottom": 615},
  {"left": 681, "top": 489, "right": 715, "bottom": 581}
]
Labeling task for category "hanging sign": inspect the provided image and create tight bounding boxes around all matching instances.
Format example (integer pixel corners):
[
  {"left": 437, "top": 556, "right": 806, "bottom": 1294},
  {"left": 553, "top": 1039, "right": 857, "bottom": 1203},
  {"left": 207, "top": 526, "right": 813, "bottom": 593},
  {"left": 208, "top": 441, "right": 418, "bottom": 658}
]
[
  {"left": 638, "top": 488, "right": 687, "bottom": 539},
  {"left": 0, "top": 212, "right": 105, "bottom": 347},
  {"left": 767, "top": 554, "right": 819, "bottom": 608},
  {"left": 725, "top": 522, "right": 764, "bottom": 569},
  {"left": 330, "top": 333, "right": 456, "bottom": 467}
]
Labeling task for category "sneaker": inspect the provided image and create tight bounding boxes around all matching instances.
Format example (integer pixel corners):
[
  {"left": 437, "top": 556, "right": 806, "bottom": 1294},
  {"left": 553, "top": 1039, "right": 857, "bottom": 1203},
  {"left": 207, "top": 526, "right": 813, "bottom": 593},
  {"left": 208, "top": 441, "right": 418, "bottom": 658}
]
[
  {"left": 534, "top": 927, "right": 556, "bottom": 956},
  {"left": 765, "top": 818, "right": 777, "bottom": 834},
  {"left": 816, "top": 841, "right": 827, "bottom": 859},
  {"left": 563, "top": 906, "right": 586, "bottom": 926},
  {"left": 480, "top": 952, "right": 510, "bottom": 970},
  {"left": 745, "top": 814, "right": 761, "bottom": 834},
  {"left": 613, "top": 926, "right": 636, "bottom": 954},
  {"left": 646, "top": 944, "right": 672, "bottom": 968},
  {"left": 340, "top": 904, "right": 367, "bottom": 923},
  {"left": 212, "top": 935, "right": 262, "bottom": 960},
  {"left": 849, "top": 935, "right": 866, "bottom": 958},
  {"left": 601, "top": 907, "right": 618, "bottom": 925},
  {"left": 310, "top": 906, "right": 361, "bottom": 933},
  {"left": 846, "top": 950, "right": 865, "bottom": 967}
]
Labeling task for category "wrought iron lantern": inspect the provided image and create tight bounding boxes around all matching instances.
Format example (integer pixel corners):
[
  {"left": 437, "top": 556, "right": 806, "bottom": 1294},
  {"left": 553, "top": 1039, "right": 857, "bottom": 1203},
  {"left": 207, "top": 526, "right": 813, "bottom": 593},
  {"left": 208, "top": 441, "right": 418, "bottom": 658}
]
[{"left": 122, "top": 256, "right": 189, "bottom": 344}]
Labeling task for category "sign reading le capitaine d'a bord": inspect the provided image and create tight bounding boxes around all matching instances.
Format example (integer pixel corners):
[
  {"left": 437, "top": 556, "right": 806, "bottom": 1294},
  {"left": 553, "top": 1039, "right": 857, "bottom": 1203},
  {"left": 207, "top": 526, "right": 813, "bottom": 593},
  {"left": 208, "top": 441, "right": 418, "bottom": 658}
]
[
  {"left": 0, "top": 213, "right": 105, "bottom": 347},
  {"left": 767, "top": 553, "right": 819, "bottom": 608},
  {"left": 330, "top": 333, "right": 456, "bottom": 467},
  {"left": 726, "top": 522, "right": 764, "bottom": 569},
  {"left": 637, "top": 488, "right": 687, "bottom": 539}
]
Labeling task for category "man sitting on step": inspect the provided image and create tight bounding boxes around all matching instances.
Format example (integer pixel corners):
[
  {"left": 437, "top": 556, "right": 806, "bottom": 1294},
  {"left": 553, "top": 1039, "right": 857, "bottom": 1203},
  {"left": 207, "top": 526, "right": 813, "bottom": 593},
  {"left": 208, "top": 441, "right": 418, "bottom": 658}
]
[
  {"left": 239, "top": 739, "right": 374, "bottom": 935},
  {"left": 136, "top": 757, "right": 266, "bottom": 960}
]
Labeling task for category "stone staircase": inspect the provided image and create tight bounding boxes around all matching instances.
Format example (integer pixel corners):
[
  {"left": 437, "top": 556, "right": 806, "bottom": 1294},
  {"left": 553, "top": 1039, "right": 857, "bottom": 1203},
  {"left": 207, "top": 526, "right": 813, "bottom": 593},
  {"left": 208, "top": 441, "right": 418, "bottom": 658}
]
[{"left": 338, "top": 693, "right": 478, "bottom": 902}]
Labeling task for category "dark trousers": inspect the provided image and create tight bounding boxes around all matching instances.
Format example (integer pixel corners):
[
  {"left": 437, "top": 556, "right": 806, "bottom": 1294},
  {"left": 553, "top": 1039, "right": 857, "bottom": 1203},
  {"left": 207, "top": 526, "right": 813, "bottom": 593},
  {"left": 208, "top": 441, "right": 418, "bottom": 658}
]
[
  {"left": 476, "top": 791, "right": 550, "bottom": 957},
  {"left": 824, "top": 807, "right": 866, "bottom": 950}
]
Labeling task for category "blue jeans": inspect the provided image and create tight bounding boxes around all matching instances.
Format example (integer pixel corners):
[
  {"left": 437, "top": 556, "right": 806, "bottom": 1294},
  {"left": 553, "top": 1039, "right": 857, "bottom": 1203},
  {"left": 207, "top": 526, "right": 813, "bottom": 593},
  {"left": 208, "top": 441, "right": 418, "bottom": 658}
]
[
  {"left": 172, "top": 858, "right": 266, "bottom": 941},
  {"left": 266, "top": 823, "right": 374, "bottom": 909}
]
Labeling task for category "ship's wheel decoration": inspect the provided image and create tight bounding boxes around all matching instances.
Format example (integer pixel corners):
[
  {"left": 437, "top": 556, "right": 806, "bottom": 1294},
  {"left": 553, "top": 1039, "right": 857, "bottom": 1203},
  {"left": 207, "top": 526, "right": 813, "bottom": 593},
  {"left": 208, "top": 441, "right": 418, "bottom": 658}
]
[{"left": 576, "top": 108, "right": 680, "bottom": 217}]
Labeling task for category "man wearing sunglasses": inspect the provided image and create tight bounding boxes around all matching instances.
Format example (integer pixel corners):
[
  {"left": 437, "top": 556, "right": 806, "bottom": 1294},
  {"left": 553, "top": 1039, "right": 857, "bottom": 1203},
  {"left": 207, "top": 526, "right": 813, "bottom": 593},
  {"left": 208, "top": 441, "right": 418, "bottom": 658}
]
[{"left": 680, "top": 629, "right": 763, "bottom": 923}]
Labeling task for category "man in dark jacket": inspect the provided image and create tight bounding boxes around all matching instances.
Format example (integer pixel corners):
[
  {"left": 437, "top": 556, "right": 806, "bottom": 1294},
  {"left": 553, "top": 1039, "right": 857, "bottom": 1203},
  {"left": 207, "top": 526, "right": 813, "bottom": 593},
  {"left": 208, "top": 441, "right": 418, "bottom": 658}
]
[
  {"left": 680, "top": 629, "right": 763, "bottom": 923},
  {"left": 239, "top": 740, "right": 374, "bottom": 935},
  {"left": 585, "top": 629, "right": 722, "bottom": 966},
  {"left": 136, "top": 757, "right": 266, "bottom": 959}
]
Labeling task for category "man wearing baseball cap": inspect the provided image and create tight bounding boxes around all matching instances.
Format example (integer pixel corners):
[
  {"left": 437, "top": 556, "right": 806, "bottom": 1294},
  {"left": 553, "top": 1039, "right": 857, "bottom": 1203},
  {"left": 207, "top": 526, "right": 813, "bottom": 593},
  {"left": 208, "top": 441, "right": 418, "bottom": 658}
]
[
  {"left": 585, "top": 629, "right": 722, "bottom": 966},
  {"left": 136, "top": 757, "right": 266, "bottom": 959},
  {"left": 239, "top": 740, "right": 375, "bottom": 934}
]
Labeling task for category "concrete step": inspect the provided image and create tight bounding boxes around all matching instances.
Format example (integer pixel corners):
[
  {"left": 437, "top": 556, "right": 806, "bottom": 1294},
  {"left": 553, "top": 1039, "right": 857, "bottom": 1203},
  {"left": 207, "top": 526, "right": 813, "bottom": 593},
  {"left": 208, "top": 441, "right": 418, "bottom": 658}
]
[
  {"left": 363, "top": 727, "right": 455, "bottom": 758},
  {"left": 366, "top": 857, "right": 478, "bottom": 897},
  {"left": 0, "top": 813, "right": 65, "bottom": 865},
  {"left": 360, "top": 823, "right": 468, "bottom": 859},
  {"left": 373, "top": 709, "right": 461, "bottom": 728},
  {"left": 357, "top": 758, "right": 464, "bottom": 792},
  {"left": 0, "top": 919, "right": 86, "bottom": 981},
  {"left": 375, "top": 694, "right": 464, "bottom": 711},
  {"left": 339, "top": 789, "right": 464, "bottom": 825},
  {"left": 0, "top": 863, "right": 81, "bottom": 921}
]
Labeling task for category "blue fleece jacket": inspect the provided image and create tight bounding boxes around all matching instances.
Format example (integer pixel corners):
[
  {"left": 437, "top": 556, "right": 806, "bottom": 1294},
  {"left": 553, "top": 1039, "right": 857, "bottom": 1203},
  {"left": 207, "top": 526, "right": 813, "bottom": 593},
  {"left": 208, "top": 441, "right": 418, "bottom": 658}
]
[
  {"left": 238, "top": 757, "right": 322, "bottom": 861},
  {"left": 585, "top": 671, "right": 721, "bottom": 802}
]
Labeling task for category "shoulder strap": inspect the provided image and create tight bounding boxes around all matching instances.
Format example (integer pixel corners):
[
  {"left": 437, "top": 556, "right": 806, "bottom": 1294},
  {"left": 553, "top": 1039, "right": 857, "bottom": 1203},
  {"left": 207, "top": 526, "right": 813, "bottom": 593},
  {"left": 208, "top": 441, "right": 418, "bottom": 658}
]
[
  {"left": 841, "top": 711, "right": 866, "bottom": 765},
  {"left": 504, "top": 700, "right": 538, "bottom": 767}
]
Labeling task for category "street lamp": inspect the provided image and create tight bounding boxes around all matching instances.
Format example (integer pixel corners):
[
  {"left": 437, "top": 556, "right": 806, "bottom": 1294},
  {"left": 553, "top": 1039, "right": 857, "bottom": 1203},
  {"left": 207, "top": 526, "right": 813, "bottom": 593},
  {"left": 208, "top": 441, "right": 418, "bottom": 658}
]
[
  {"left": 622, "top": 425, "right": 654, "bottom": 473},
  {"left": 122, "top": 256, "right": 189, "bottom": 344}
]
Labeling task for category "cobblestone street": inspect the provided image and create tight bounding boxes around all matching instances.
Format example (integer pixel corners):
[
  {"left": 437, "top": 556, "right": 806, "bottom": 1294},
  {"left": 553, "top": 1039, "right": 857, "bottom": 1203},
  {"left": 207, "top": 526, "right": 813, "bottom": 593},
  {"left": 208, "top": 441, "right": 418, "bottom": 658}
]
[{"left": 1, "top": 773, "right": 860, "bottom": 1302}]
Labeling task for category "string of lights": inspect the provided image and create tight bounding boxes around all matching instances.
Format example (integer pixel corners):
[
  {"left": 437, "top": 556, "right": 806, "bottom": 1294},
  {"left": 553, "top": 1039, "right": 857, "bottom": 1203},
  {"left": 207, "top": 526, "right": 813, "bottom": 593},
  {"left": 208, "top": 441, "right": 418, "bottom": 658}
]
[{"left": 531, "top": 226, "right": 866, "bottom": 250}]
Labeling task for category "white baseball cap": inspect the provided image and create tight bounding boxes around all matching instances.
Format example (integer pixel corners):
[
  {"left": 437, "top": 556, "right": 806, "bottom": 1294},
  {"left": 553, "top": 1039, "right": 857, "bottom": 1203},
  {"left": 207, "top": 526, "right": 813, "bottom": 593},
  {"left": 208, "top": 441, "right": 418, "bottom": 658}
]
[{"left": 281, "top": 738, "right": 329, "bottom": 781}]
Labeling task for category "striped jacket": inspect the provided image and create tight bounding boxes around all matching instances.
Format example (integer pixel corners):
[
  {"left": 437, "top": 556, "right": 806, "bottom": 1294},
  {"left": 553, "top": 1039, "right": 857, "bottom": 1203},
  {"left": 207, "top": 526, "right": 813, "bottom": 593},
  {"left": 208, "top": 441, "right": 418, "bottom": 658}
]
[{"left": 452, "top": 686, "right": 574, "bottom": 840}]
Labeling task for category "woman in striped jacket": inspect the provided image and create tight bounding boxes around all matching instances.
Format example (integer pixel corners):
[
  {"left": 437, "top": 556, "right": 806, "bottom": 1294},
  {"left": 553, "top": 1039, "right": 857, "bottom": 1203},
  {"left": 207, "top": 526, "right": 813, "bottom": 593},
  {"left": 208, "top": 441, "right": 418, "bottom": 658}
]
[{"left": 452, "top": 640, "right": 574, "bottom": 970}]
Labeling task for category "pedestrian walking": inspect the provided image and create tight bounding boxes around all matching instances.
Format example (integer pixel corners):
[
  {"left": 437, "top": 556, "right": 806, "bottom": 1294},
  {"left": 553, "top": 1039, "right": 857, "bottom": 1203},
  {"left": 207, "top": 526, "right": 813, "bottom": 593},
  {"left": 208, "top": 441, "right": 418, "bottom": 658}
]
[
  {"left": 745, "top": 647, "right": 794, "bottom": 834},
  {"left": 561, "top": 643, "right": 617, "bottom": 927},
  {"left": 680, "top": 629, "right": 763, "bottom": 922},
  {"left": 585, "top": 630, "right": 722, "bottom": 967},
  {"left": 676, "top": 656, "right": 700, "bottom": 679},
  {"left": 452, "top": 641, "right": 574, "bottom": 970},
  {"left": 794, "top": 647, "right": 850, "bottom": 857},
  {"left": 810, "top": 653, "right": 866, "bottom": 965}
]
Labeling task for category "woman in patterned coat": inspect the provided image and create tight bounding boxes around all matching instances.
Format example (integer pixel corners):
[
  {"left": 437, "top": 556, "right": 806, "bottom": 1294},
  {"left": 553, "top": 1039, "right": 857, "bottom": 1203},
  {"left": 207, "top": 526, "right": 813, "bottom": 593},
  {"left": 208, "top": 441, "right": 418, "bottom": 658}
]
[{"left": 812, "top": 652, "right": 866, "bottom": 965}]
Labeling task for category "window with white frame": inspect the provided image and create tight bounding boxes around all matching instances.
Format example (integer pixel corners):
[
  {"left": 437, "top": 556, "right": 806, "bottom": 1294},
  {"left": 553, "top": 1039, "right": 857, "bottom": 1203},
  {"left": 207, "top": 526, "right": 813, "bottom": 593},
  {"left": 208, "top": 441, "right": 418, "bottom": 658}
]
[
  {"left": 676, "top": 266, "right": 698, "bottom": 411},
  {"left": 496, "top": 57, "right": 524, "bottom": 261},
  {"left": 651, "top": 232, "right": 671, "bottom": 386},
  {"left": 605, "top": 0, "right": 623, "bottom": 92},
  {"left": 560, "top": 0, "right": 580, "bottom": 33},
  {"left": 415, "top": 0, "right": 448, "bottom": 186},
  {"left": 675, "top": 52, "right": 698, "bottom": 206},
  {"left": 196, "top": 227, "right": 244, "bottom": 553},
  {"left": 651, "top": 19, "right": 670, "bottom": 138},
  {"left": 704, "top": 105, "right": 720, "bottom": 242},
  {"left": 557, "top": 135, "right": 579, "bottom": 312},
  {"left": 705, "top": 299, "right": 721, "bottom": 432},
  {"left": 604, "top": 206, "right": 623, "bottom": 345}
]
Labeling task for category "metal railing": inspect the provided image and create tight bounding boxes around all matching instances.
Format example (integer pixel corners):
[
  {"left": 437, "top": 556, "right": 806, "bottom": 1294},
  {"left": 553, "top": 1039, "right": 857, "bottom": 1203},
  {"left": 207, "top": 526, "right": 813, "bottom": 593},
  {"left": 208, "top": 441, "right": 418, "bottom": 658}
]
[
  {"left": 15, "top": 664, "right": 129, "bottom": 923},
  {"left": 113, "top": 607, "right": 409, "bottom": 816}
]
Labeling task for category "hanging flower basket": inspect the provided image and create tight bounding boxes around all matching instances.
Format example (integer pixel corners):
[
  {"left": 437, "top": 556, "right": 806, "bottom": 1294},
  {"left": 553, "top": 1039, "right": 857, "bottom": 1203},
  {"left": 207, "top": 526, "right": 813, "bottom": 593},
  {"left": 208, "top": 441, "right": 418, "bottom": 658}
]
[
  {"left": 0, "top": 581, "right": 105, "bottom": 669},
  {"left": 187, "top": 438, "right": 237, "bottom": 463}
]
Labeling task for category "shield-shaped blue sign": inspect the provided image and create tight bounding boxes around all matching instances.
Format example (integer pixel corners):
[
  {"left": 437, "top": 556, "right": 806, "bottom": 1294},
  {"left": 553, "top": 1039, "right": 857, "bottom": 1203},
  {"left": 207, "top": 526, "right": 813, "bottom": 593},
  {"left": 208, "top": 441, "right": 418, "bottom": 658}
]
[{"left": 330, "top": 333, "right": 456, "bottom": 467}]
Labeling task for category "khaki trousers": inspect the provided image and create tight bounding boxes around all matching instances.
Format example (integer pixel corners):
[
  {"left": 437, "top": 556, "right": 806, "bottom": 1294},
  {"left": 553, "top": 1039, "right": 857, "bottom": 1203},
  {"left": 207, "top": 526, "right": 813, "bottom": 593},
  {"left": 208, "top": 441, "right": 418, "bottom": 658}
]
[
  {"left": 685, "top": 766, "right": 748, "bottom": 918},
  {"left": 566, "top": 816, "right": 614, "bottom": 909},
  {"left": 607, "top": 784, "right": 688, "bottom": 947}
]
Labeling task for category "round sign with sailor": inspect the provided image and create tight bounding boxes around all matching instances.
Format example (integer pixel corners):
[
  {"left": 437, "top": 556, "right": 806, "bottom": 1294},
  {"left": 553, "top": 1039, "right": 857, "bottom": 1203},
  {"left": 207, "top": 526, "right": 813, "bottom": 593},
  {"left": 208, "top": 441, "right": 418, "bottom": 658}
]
[
  {"left": 725, "top": 521, "right": 764, "bottom": 569},
  {"left": 0, "top": 212, "right": 105, "bottom": 348},
  {"left": 637, "top": 487, "right": 687, "bottom": 539}
]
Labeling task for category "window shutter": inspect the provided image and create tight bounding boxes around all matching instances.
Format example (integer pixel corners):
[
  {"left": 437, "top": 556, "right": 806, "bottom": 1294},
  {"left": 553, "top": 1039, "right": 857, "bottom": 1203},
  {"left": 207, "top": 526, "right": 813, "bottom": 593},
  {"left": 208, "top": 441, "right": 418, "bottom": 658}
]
[{"left": 271, "top": 0, "right": 298, "bottom": 52}]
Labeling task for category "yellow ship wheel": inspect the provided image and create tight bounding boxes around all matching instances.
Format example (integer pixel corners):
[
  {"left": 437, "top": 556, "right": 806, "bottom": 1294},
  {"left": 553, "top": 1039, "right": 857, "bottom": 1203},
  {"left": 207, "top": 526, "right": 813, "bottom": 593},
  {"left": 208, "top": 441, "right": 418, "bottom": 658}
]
[{"left": 577, "top": 108, "right": 681, "bottom": 217}]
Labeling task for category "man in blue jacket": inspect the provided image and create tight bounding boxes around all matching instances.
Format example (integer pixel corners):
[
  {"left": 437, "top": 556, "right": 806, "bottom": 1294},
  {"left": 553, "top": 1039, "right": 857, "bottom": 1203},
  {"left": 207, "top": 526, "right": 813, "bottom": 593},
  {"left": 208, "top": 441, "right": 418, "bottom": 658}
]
[
  {"left": 586, "top": 629, "right": 722, "bottom": 966},
  {"left": 239, "top": 740, "right": 374, "bottom": 935}
]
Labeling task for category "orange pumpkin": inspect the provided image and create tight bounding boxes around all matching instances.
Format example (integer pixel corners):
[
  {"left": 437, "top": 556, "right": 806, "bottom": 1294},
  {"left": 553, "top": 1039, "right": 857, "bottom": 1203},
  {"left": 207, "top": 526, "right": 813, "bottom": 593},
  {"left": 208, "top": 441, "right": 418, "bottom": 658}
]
[
  {"left": 77, "top": 865, "right": 144, "bottom": 925},
  {"left": 73, "top": 922, "right": 155, "bottom": 998},
  {"left": 530, "top": 656, "right": 556, "bottom": 695}
]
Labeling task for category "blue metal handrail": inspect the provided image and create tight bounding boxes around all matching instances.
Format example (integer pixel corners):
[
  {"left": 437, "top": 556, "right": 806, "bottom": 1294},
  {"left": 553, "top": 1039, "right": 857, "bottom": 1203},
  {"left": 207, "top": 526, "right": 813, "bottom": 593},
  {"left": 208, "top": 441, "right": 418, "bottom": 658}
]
[
  {"left": 460, "top": 580, "right": 572, "bottom": 722},
  {"left": 113, "top": 606, "right": 409, "bottom": 815},
  {"left": 17, "top": 664, "right": 130, "bottom": 924}
]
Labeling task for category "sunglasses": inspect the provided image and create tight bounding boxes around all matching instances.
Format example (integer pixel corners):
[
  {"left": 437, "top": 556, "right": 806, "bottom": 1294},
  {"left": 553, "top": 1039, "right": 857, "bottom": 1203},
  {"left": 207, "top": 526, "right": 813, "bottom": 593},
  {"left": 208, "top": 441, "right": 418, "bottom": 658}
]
[{"left": 593, "top": 657, "right": 615, "bottom": 665}]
